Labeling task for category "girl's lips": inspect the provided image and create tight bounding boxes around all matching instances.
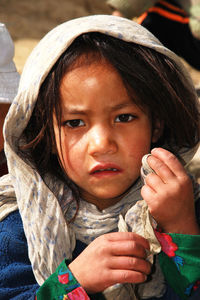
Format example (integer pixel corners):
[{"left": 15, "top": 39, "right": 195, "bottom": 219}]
[{"left": 90, "top": 163, "right": 123, "bottom": 175}]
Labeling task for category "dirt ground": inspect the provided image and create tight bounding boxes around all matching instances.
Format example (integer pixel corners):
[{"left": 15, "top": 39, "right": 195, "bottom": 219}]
[{"left": 1, "top": 0, "right": 200, "bottom": 168}]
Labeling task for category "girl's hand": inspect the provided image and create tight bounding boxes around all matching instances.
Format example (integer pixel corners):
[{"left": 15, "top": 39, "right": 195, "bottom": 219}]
[
  {"left": 69, "top": 232, "right": 151, "bottom": 293},
  {"left": 141, "top": 147, "right": 199, "bottom": 234}
]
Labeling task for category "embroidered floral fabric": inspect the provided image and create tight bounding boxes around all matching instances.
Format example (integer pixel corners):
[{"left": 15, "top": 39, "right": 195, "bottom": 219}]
[
  {"left": 156, "top": 231, "right": 200, "bottom": 299},
  {"left": 36, "top": 259, "right": 90, "bottom": 300},
  {"left": 35, "top": 230, "right": 200, "bottom": 300}
]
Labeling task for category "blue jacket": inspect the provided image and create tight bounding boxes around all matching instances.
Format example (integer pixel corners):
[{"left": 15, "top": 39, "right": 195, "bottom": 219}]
[
  {"left": 1, "top": 210, "right": 200, "bottom": 300},
  {"left": 0, "top": 210, "right": 39, "bottom": 299}
]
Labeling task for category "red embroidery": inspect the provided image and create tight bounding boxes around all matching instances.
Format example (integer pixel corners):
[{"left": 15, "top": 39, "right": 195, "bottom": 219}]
[
  {"left": 155, "top": 230, "right": 178, "bottom": 257},
  {"left": 193, "top": 280, "right": 200, "bottom": 291},
  {"left": 58, "top": 273, "right": 69, "bottom": 284},
  {"left": 67, "top": 286, "right": 90, "bottom": 299}
]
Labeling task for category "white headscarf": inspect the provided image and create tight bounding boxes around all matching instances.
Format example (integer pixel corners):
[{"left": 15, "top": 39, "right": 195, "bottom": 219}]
[{"left": 0, "top": 15, "right": 199, "bottom": 297}]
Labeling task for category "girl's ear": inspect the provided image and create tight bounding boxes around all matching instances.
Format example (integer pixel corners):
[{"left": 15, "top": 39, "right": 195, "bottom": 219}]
[{"left": 152, "top": 119, "right": 164, "bottom": 143}]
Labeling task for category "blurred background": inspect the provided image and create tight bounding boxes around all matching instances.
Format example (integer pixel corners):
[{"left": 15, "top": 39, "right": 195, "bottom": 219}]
[
  {"left": 1, "top": 0, "right": 111, "bottom": 73},
  {"left": 1, "top": 0, "right": 200, "bottom": 85}
]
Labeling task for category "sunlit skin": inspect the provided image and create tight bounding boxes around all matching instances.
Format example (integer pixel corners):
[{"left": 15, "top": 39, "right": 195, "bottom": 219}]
[
  {"left": 53, "top": 59, "right": 159, "bottom": 211},
  {"left": 141, "top": 148, "right": 200, "bottom": 235}
]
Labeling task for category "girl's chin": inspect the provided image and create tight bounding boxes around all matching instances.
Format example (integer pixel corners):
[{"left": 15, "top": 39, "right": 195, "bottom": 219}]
[{"left": 81, "top": 190, "right": 129, "bottom": 210}]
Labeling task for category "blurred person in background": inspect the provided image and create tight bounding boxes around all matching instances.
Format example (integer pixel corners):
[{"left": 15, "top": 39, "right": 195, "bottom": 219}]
[
  {"left": 0, "top": 23, "right": 20, "bottom": 177},
  {"left": 106, "top": 0, "right": 200, "bottom": 71}
]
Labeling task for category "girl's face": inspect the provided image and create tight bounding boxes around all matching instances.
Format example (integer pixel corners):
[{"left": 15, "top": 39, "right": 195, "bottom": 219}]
[{"left": 54, "top": 58, "right": 160, "bottom": 210}]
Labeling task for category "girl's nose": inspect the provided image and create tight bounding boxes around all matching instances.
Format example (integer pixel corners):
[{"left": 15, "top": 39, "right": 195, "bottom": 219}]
[{"left": 88, "top": 126, "right": 117, "bottom": 157}]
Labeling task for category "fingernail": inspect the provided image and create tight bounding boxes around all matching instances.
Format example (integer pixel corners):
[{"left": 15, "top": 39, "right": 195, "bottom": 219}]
[{"left": 151, "top": 148, "right": 157, "bottom": 153}]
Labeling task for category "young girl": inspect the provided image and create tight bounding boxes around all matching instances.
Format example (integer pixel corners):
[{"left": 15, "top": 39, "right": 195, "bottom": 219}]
[{"left": 0, "top": 15, "right": 200, "bottom": 300}]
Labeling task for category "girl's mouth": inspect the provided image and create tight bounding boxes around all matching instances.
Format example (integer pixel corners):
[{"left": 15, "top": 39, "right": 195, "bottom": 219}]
[
  {"left": 93, "top": 168, "right": 118, "bottom": 173},
  {"left": 90, "top": 164, "right": 122, "bottom": 176}
]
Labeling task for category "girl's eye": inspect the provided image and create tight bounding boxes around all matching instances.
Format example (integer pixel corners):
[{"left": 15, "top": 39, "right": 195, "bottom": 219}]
[
  {"left": 64, "top": 119, "right": 85, "bottom": 128},
  {"left": 115, "top": 114, "right": 135, "bottom": 123}
]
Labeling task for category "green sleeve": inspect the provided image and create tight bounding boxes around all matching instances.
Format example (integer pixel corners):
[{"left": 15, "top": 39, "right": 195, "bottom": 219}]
[
  {"left": 36, "top": 259, "right": 90, "bottom": 300},
  {"left": 155, "top": 230, "right": 200, "bottom": 299}
]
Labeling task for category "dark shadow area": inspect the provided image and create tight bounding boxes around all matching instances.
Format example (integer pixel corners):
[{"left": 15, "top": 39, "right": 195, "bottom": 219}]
[{"left": 196, "top": 88, "right": 200, "bottom": 97}]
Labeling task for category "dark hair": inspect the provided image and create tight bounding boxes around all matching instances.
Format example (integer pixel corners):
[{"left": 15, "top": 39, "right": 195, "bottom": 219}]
[{"left": 19, "top": 32, "right": 200, "bottom": 204}]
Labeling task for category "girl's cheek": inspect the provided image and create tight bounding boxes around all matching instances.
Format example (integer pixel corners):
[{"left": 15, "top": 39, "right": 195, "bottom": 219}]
[{"left": 61, "top": 141, "right": 82, "bottom": 172}]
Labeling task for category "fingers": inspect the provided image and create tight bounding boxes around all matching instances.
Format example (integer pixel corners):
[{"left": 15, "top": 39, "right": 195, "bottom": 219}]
[
  {"left": 109, "top": 256, "right": 151, "bottom": 275},
  {"left": 141, "top": 147, "right": 195, "bottom": 233},
  {"left": 69, "top": 232, "right": 151, "bottom": 293},
  {"left": 149, "top": 148, "right": 186, "bottom": 178},
  {"left": 109, "top": 269, "right": 148, "bottom": 285},
  {"left": 104, "top": 232, "right": 150, "bottom": 251},
  {"left": 109, "top": 240, "right": 148, "bottom": 259},
  {"left": 144, "top": 148, "right": 191, "bottom": 190}
]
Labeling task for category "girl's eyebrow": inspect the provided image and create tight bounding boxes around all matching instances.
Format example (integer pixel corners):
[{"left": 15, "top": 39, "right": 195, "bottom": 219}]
[
  {"left": 64, "top": 109, "right": 87, "bottom": 115},
  {"left": 110, "top": 103, "right": 135, "bottom": 111},
  {"left": 62, "top": 102, "right": 136, "bottom": 115},
  {"left": 62, "top": 106, "right": 89, "bottom": 115}
]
